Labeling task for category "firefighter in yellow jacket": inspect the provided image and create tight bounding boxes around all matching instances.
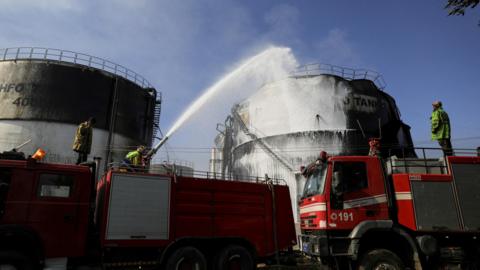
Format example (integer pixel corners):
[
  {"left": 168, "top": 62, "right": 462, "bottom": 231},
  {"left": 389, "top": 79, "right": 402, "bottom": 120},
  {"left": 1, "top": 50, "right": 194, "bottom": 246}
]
[
  {"left": 431, "top": 101, "right": 453, "bottom": 156},
  {"left": 123, "top": 145, "right": 146, "bottom": 171},
  {"left": 72, "top": 117, "right": 95, "bottom": 164}
]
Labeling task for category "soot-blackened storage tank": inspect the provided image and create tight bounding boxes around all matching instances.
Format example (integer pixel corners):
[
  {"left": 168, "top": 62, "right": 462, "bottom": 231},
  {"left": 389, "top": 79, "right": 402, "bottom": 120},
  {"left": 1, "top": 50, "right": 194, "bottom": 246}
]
[
  {"left": 212, "top": 63, "right": 415, "bottom": 224},
  {"left": 0, "top": 47, "right": 161, "bottom": 169}
]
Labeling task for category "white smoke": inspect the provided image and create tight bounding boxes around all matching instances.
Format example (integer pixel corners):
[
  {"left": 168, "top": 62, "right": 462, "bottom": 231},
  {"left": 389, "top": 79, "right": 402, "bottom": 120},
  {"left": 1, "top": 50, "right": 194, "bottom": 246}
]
[{"left": 239, "top": 75, "right": 350, "bottom": 140}]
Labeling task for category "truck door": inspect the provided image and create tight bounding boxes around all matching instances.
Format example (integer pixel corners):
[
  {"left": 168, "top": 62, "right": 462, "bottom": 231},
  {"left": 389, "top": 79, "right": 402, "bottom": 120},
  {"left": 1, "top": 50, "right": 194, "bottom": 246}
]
[
  {"left": 28, "top": 172, "right": 87, "bottom": 257},
  {"left": 328, "top": 160, "right": 389, "bottom": 230}
]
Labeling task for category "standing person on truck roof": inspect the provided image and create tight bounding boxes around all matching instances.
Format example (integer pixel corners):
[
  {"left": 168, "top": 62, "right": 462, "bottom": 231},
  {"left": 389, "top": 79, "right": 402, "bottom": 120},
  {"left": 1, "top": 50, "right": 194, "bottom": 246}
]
[
  {"left": 431, "top": 101, "right": 453, "bottom": 156},
  {"left": 368, "top": 137, "right": 381, "bottom": 157},
  {"left": 72, "top": 117, "right": 97, "bottom": 164},
  {"left": 72, "top": 117, "right": 96, "bottom": 164},
  {"left": 123, "top": 145, "right": 146, "bottom": 171}
]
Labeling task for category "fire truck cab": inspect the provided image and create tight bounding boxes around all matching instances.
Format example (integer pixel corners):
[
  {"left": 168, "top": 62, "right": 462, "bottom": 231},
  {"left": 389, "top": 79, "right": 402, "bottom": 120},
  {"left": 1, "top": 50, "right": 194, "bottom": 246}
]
[
  {"left": 300, "top": 152, "right": 480, "bottom": 269},
  {"left": 0, "top": 158, "right": 92, "bottom": 269}
]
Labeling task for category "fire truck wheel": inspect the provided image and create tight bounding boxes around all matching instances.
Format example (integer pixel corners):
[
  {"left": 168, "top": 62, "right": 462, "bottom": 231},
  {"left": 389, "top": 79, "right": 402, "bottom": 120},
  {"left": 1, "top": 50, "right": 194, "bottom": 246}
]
[
  {"left": 165, "top": 246, "right": 207, "bottom": 270},
  {"left": 0, "top": 251, "right": 34, "bottom": 270},
  {"left": 358, "top": 249, "right": 405, "bottom": 270},
  {"left": 214, "top": 245, "right": 255, "bottom": 270}
]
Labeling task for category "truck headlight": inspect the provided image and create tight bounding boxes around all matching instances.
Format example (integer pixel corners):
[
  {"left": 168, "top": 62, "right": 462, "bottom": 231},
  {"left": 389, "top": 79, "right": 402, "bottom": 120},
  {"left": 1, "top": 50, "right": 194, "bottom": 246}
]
[{"left": 313, "top": 243, "right": 320, "bottom": 254}]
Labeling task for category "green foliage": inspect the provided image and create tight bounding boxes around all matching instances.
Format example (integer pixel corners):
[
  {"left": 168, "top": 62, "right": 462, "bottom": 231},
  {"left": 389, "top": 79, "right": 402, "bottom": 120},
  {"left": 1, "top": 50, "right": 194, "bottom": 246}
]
[{"left": 445, "top": 0, "right": 479, "bottom": 16}]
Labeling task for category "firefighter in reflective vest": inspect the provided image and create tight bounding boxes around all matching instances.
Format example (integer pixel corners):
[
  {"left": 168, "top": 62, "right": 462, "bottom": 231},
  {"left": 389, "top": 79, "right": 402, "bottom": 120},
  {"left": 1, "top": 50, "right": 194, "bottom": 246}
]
[
  {"left": 431, "top": 101, "right": 453, "bottom": 156},
  {"left": 72, "top": 117, "right": 95, "bottom": 164},
  {"left": 124, "top": 146, "right": 146, "bottom": 169},
  {"left": 368, "top": 137, "right": 381, "bottom": 157}
]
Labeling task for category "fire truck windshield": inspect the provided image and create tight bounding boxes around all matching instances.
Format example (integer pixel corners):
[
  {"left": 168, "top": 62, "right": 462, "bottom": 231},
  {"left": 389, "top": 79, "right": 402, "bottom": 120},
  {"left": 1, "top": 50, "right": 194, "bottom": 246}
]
[{"left": 302, "top": 164, "right": 327, "bottom": 199}]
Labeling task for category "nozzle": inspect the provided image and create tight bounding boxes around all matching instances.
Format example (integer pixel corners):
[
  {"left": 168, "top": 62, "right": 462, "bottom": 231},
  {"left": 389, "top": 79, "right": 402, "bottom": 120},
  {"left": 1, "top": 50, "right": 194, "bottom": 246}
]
[{"left": 147, "top": 136, "right": 169, "bottom": 157}]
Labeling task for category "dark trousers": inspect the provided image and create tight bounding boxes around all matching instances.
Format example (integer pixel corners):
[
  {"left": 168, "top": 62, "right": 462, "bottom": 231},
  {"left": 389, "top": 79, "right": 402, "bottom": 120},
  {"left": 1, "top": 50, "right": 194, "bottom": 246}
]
[
  {"left": 76, "top": 152, "right": 88, "bottom": 164},
  {"left": 438, "top": 139, "right": 453, "bottom": 156},
  {"left": 121, "top": 159, "right": 140, "bottom": 172}
]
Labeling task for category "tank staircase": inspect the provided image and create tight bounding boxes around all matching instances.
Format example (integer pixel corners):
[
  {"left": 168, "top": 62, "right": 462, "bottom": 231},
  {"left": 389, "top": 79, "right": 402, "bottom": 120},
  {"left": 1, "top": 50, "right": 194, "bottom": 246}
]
[
  {"left": 152, "top": 93, "right": 162, "bottom": 144},
  {"left": 231, "top": 109, "right": 294, "bottom": 172}
]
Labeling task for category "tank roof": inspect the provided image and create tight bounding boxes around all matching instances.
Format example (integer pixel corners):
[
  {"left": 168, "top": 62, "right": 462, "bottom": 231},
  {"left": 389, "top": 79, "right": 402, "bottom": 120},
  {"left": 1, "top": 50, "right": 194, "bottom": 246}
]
[
  {"left": 290, "top": 63, "right": 386, "bottom": 90},
  {"left": 0, "top": 47, "right": 155, "bottom": 90}
]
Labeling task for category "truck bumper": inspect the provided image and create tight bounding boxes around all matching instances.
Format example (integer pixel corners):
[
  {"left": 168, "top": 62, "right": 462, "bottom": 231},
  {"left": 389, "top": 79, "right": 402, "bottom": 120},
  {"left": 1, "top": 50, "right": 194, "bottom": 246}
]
[{"left": 300, "top": 232, "right": 329, "bottom": 257}]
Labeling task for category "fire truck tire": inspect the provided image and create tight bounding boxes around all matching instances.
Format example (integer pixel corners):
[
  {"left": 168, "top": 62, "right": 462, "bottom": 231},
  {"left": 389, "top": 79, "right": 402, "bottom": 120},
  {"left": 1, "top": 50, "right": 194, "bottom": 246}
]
[
  {"left": 0, "top": 250, "right": 34, "bottom": 270},
  {"left": 358, "top": 249, "right": 405, "bottom": 270},
  {"left": 214, "top": 245, "right": 255, "bottom": 270},
  {"left": 165, "top": 246, "right": 207, "bottom": 270}
]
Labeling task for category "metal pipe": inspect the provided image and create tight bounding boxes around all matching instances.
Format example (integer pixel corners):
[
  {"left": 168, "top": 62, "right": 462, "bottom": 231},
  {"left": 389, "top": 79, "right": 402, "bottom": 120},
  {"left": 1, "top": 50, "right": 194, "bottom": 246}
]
[
  {"left": 378, "top": 118, "right": 382, "bottom": 139},
  {"left": 267, "top": 174, "right": 280, "bottom": 265},
  {"left": 13, "top": 139, "right": 31, "bottom": 151},
  {"left": 356, "top": 119, "right": 366, "bottom": 138},
  {"left": 93, "top": 156, "right": 102, "bottom": 183},
  {"left": 104, "top": 77, "right": 119, "bottom": 172}
]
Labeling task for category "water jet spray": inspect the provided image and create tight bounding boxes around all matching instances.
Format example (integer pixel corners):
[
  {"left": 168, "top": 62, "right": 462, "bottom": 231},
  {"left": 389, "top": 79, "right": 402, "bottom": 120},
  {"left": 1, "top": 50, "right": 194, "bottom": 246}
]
[{"left": 145, "top": 46, "right": 296, "bottom": 159}]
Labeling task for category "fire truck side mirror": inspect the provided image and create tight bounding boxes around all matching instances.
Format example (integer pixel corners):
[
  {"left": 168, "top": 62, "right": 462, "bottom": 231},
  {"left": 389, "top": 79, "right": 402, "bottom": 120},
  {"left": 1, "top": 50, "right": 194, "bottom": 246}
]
[{"left": 332, "top": 171, "right": 343, "bottom": 196}]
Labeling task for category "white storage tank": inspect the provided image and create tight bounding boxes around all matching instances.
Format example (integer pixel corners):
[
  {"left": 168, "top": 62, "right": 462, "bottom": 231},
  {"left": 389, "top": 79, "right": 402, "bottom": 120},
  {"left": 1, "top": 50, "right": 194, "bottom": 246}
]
[
  {"left": 213, "top": 64, "right": 415, "bottom": 223},
  {"left": 0, "top": 47, "right": 161, "bottom": 171}
]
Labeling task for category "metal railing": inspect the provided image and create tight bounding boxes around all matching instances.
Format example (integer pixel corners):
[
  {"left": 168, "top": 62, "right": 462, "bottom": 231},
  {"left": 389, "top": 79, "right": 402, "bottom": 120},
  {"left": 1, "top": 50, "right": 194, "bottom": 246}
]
[
  {"left": 108, "top": 162, "right": 286, "bottom": 185},
  {"left": 290, "top": 63, "right": 386, "bottom": 90},
  {"left": 0, "top": 47, "right": 154, "bottom": 89},
  {"left": 152, "top": 159, "right": 195, "bottom": 169},
  {"left": 386, "top": 147, "right": 480, "bottom": 175}
]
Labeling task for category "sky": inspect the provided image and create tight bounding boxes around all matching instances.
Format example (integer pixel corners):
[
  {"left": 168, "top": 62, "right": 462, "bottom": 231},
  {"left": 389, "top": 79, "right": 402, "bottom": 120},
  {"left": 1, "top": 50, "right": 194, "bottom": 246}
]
[{"left": 0, "top": 0, "right": 479, "bottom": 169}]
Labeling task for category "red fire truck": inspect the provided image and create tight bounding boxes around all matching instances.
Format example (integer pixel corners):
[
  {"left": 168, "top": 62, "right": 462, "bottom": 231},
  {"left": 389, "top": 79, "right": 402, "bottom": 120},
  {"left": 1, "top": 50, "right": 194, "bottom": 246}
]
[
  {"left": 0, "top": 157, "right": 296, "bottom": 270},
  {"left": 299, "top": 150, "right": 480, "bottom": 269}
]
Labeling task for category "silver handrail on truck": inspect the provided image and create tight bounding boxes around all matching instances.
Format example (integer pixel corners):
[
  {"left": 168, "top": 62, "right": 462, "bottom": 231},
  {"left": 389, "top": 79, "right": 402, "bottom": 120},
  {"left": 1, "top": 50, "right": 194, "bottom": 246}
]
[{"left": 386, "top": 147, "right": 479, "bottom": 175}]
